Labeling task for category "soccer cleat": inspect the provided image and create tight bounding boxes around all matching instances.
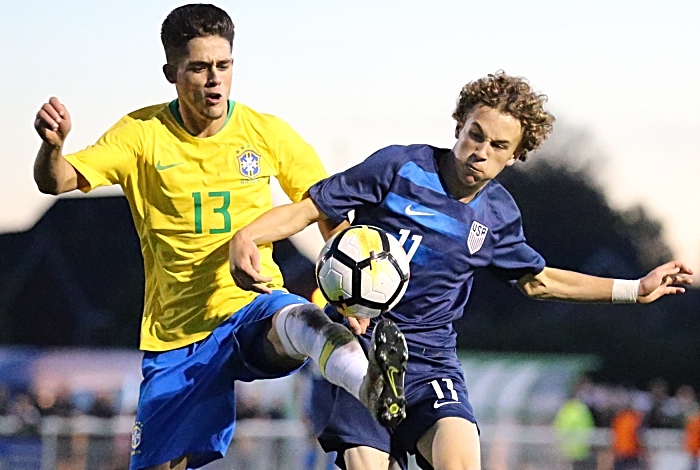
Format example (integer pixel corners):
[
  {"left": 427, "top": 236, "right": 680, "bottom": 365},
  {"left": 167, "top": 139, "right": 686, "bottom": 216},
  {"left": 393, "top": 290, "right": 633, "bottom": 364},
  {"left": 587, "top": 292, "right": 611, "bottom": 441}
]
[{"left": 360, "top": 318, "right": 408, "bottom": 427}]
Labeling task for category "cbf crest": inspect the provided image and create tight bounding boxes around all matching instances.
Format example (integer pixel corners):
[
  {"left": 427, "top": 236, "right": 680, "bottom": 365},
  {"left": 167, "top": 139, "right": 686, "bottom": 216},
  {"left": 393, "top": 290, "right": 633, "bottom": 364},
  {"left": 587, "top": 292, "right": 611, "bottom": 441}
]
[
  {"left": 131, "top": 421, "right": 142, "bottom": 453},
  {"left": 468, "top": 221, "right": 489, "bottom": 255},
  {"left": 236, "top": 150, "right": 261, "bottom": 179}
]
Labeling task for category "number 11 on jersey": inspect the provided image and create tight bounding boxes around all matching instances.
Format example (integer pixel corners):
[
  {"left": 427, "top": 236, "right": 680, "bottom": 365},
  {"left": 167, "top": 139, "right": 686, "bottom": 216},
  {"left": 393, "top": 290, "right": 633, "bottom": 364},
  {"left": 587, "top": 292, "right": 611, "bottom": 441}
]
[{"left": 398, "top": 229, "right": 422, "bottom": 261}]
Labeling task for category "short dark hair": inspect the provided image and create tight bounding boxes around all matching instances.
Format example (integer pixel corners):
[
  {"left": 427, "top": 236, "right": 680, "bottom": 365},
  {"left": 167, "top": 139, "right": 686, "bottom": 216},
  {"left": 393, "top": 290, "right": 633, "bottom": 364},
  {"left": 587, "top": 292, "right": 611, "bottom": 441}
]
[
  {"left": 161, "top": 4, "right": 235, "bottom": 64},
  {"left": 452, "top": 71, "right": 555, "bottom": 161}
]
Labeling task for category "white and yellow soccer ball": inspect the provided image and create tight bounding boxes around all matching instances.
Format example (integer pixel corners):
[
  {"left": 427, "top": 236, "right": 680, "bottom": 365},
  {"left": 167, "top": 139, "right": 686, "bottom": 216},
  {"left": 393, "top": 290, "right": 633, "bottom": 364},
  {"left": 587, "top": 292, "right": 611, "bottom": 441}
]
[{"left": 316, "top": 225, "right": 410, "bottom": 319}]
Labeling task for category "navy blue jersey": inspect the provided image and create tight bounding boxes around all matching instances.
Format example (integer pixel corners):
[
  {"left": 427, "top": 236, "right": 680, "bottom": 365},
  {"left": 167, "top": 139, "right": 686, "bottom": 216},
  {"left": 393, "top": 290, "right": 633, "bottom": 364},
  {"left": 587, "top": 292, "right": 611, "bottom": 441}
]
[{"left": 309, "top": 144, "right": 545, "bottom": 350}]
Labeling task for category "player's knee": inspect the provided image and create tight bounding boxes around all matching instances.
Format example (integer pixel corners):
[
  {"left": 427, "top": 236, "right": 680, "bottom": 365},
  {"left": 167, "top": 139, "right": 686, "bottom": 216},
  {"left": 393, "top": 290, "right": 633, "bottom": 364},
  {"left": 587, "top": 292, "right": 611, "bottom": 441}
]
[
  {"left": 287, "top": 303, "right": 332, "bottom": 330},
  {"left": 286, "top": 304, "right": 355, "bottom": 348}
]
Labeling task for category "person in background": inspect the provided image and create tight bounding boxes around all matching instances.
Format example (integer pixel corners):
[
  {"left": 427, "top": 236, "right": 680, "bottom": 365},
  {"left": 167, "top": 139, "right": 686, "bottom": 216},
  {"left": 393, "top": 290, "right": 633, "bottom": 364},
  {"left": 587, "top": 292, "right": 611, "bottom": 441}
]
[
  {"left": 611, "top": 400, "right": 646, "bottom": 470},
  {"left": 685, "top": 410, "right": 700, "bottom": 470},
  {"left": 554, "top": 380, "right": 596, "bottom": 470}
]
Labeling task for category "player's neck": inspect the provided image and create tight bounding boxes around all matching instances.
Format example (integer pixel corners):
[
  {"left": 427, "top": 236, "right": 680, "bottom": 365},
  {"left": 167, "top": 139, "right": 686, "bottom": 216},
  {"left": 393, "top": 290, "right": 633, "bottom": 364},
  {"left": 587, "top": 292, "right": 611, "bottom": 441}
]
[{"left": 178, "top": 102, "right": 228, "bottom": 138}]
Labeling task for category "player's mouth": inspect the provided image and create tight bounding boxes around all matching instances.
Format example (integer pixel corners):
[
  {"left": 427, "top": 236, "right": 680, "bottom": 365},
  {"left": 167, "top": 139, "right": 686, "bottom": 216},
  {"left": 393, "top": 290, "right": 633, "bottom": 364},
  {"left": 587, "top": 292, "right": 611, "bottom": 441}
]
[
  {"left": 205, "top": 93, "right": 223, "bottom": 106},
  {"left": 465, "top": 163, "right": 482, "bottom": 175}
]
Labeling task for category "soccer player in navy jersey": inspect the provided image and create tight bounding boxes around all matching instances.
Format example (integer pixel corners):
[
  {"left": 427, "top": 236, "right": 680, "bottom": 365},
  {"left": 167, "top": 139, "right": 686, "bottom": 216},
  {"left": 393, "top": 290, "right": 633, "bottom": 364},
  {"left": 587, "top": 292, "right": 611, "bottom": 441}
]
[{"left": 229, "top": 71, "right": 693, "bottom": 470}]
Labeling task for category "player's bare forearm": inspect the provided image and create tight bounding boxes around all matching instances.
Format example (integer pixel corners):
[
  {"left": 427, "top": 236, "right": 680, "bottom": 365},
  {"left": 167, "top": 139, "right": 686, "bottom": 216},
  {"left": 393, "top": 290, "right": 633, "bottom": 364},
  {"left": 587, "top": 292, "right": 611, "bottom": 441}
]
[
  {"left": 518, "top": 262, "right": 693, "bottom": 304},
  {"left": 33, "top": 97, "right": 79, "bottom": 195},
  {"left": 230, "top": 198, "right": 327, "bottom": 293},
  {"left": 318, "top": 218, "right": 349, "bottom": 242},
  {"left": 33, "top": 142, "right": 79, "bottom": 195},
  {"left": 517, "top": 267, "right": 614, "bottom": 302},
  {"left": 241, "top": 198, "right": 325, "bottom": 245}
]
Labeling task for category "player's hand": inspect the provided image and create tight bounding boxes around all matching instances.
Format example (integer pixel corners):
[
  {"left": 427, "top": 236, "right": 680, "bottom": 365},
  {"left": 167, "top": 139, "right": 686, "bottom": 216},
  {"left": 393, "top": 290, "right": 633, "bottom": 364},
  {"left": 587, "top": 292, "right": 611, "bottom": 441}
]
[
  {"left": 637, "top": 261, "right": 693, "bottom": 303},
  {"left": 230, "top": 230, "right": 274, "bottom": 294},
  {"left": 346, "top": 316, "right": 370, "bottom": 335},
  {"left": 34, "top": 97, "right": 72, "bottom": 146}
]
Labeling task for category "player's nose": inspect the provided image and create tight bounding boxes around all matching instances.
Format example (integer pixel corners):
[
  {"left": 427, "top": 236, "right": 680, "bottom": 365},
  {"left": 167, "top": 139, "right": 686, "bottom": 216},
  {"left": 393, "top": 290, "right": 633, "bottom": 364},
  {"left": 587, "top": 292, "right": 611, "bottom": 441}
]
[
  {"left": 473, "top": 141, "right": 489, "bottom": 160},
  {"left": 207, "top": 68, "right": 222, "bottom": 86}
]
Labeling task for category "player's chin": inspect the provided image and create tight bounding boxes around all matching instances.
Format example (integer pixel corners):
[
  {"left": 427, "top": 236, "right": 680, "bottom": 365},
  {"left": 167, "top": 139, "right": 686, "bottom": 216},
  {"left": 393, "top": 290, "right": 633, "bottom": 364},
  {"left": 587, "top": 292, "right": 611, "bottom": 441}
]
[{"left": 203, "top": 105, "right": 226, "bottom": 120}]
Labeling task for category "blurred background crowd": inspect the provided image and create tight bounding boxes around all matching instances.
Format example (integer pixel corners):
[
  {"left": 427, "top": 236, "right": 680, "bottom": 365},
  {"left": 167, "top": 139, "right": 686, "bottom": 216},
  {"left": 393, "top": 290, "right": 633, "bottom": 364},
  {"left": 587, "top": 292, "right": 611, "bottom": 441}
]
[{"left": 1, "top": 360, "right": 699, "bottom": 470}]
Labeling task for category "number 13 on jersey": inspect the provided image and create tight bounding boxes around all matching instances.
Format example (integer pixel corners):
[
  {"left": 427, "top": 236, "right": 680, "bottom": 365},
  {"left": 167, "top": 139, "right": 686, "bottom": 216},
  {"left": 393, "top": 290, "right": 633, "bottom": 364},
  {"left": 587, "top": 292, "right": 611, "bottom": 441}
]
[{"left": 192, "top": 191, "right": 231, "bottom": 234}]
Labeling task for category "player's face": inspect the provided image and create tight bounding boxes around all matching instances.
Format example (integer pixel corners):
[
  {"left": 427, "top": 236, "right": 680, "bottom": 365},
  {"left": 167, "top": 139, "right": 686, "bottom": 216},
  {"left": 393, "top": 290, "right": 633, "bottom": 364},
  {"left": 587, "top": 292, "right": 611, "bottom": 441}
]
[
  {"left": 169, "top": 35, "right": 233, "bottom": 124},
  {"left": 451, "top": 105, "right": 523, "bottom": 190}
]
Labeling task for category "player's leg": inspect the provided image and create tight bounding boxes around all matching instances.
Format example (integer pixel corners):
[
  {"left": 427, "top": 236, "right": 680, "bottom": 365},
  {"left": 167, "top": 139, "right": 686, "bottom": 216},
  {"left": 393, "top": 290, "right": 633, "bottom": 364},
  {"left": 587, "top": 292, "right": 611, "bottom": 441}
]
[
  {"left": 415, "top": 417, "right": 481, "bottom": 470},
  {"left": 344, "top": 445, "right": 402, "bottom": 470},
  {"left": 129, "top": 335, "right": 240, "bottom": 470},
  {"left": 141, "top": 455, "right": 188, "bottom": 470},
  {"left": 312, "top": 372, "right": 408, "bottom": 470},
  {"left": 269, "top": 303, "right": 408, "bottom": 426}
]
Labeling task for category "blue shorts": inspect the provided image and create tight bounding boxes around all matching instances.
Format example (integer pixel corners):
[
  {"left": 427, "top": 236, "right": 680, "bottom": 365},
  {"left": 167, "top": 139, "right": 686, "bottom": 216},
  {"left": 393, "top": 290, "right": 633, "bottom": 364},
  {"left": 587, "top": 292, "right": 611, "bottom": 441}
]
[
  {"left": 129, "top": 291, "right": 308, "bottom": 470},
  {"left": 315, "top": 337, "right": 476, "bottom": 470}
]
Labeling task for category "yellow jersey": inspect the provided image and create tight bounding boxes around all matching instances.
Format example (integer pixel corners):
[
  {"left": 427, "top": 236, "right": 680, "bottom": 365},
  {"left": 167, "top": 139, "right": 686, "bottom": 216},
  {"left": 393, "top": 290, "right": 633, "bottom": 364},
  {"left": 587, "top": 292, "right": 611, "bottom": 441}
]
[{"left": 64, "top": 100, "right": 328, "bottom": 351}]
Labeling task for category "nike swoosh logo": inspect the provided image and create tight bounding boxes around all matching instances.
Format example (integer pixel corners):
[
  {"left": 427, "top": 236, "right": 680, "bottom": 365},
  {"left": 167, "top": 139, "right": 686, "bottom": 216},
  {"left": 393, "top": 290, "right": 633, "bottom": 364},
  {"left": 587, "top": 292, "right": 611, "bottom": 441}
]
[
  {"left": 387, "top": 366, "right": 400, "bottom": 397},
  {"left": 433, "top": 400, "right": 460, "bottom": 409},
  {"left": 405, "top": 205, "right": 434, "bottom": 217},
  {"left": 155, "top": 161, "right": 183, "bottom": 171}
]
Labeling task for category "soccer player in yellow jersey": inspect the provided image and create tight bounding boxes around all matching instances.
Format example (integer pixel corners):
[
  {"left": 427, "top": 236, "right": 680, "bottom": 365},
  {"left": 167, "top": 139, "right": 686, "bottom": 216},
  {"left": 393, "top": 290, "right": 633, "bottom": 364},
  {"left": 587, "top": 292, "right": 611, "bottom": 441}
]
[{"left": 32, "top": 4, "right": 408, "bottom": 470}]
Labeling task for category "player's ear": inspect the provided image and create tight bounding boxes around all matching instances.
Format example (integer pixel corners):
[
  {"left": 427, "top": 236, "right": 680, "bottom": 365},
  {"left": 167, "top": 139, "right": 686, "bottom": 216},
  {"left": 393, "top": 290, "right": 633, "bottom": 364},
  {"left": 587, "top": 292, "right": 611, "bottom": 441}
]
[
  {"left": 163, "top": 64, "right": 177, "bottom": 84},
  {"left": 505, "top": 155, "right": 518, "bottom": 167},
  {"left": 455, "top": 123, "right": 463, "bottom": 139}
]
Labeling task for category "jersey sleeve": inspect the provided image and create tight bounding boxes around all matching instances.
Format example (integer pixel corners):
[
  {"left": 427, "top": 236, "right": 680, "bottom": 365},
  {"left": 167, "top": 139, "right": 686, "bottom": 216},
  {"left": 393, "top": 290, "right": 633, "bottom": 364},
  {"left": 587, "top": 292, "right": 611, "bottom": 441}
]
[
  {"left": 488, "top": 193, "right": 546, "bottom": 283},
  {"left": 309, "top": 146, "right": 402, "bottom": 223},
  {"left": 265, "top": 117, "right": 328, "bottom": 203},
  {"left": 63, "top": 117, "right": 142, "bottom": 193}
]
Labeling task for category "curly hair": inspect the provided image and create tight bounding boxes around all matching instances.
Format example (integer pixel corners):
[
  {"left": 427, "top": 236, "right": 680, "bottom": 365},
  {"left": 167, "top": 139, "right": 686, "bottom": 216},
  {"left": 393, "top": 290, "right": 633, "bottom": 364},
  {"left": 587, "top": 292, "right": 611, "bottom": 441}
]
[
  {"left": 452, "top": 71, "right": 555, "bottom": 161},
  {"left": 161, "top": 4, "right": 235, "bottom": 64}
]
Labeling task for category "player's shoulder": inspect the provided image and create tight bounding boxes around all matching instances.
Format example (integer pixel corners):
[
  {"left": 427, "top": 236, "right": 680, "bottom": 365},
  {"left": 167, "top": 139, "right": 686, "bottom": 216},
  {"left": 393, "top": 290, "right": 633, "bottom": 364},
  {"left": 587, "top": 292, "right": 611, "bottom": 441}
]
[
  {"left": 369, "top": 144, "right": 440, "bottom": 168},
  {"left": 482, "top": 179, "right": 523, "bottom": 227},
  {"left": 124, "top": 103, "right": 170, "bottom": 121},
  {"left": 232, "top": 102, "right": 293, "bottom": 130},
  {"left": 105, "top": 103, "right": 171, "bottom": 134}
]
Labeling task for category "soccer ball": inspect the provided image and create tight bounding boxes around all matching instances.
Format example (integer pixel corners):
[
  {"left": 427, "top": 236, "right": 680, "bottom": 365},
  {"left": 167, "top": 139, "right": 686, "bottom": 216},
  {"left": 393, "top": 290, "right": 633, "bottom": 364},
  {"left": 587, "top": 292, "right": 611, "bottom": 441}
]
[{"left": 316, "top": 225, "right": 410, "bottom": 319}]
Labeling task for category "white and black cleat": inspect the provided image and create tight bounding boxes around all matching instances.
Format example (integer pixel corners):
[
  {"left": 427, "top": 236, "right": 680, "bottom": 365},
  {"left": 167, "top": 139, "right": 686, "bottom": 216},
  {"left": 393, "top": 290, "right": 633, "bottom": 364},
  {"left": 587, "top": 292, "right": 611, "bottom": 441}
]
[{"left": 363, "top": 318, "right": 408, "bottom": 427}]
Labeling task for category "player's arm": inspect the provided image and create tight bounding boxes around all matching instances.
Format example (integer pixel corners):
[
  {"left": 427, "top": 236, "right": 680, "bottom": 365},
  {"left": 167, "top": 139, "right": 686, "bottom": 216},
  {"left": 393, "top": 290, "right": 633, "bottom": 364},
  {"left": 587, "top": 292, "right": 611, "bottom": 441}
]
[
  {"left": 230, "top": 197, "right": 329, "bottom": 293},
  {"left": 33, "top": 97, "right": 87, "bottom": 194},
  {"left": 517, "top": 261, "right": 693, "bottom": 304}
]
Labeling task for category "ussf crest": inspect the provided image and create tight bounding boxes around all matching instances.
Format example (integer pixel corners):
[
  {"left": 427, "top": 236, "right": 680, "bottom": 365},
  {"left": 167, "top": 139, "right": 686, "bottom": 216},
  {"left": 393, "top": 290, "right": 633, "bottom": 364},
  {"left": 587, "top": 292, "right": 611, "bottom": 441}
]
[
  {"left": 236, "top": 150, "right": 261, "bottom": 179},
  {"left": 468, "top": 221, "right": 489, "bottom": 255}
]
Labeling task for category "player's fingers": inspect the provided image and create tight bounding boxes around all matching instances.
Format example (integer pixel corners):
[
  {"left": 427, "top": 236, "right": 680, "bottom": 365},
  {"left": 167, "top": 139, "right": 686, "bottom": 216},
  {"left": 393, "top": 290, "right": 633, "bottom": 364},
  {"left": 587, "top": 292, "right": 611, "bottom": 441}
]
[
  {"left": 653, "top": 266, "right": 682, "bottom": 282},
  {"left": 241, "top": 263, "right": 272, "bottom": 284},
  {"left": 251, "top": 282, "right": 273, "bottom": 294},
  {"left": 660, "top": 260, "right": 693, "bottom": 275},
  {"left": 356, "top": 317, "right": 370, "bottom": 334},
  {"left": 41, "top": 102, "right": 64, "bottom": 126},
  {"left": 668, "top": 275, "right": 693, "bottom": 286},
  {"left": 250, "top": 249, "right": 262, "bottom": 273},
  {"left": 48, "top": 97, "right": 67, "bottom": 118},
  {"left": 36, "top": 109, "right": 59, "bottom": 131},
  {"left": 664, "top": 286, "right": 686, "bottom": 295},
  {"left": 346, "top": 317, "right": 362, "bottom": 335},
  {"left": 677, "top": 263, "right": 694, "bottom": 275}
]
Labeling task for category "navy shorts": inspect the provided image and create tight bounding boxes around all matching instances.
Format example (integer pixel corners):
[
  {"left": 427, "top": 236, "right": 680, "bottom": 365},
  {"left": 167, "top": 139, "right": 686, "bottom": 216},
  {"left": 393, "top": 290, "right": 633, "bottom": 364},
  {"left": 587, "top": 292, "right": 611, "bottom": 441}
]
[
  {"left": 129, "top": 291, "right": 309, "bottom": 470},
  {"left": 314, "top": 336, "right": 476, "bottom": 470}
]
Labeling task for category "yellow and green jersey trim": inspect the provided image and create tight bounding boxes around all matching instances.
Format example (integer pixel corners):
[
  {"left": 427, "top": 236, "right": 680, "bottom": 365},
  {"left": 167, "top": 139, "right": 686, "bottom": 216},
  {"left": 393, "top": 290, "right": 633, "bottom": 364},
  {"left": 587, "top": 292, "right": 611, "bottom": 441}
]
[{"left": 168, "top": 99, "right": 236, "bottom": 134}]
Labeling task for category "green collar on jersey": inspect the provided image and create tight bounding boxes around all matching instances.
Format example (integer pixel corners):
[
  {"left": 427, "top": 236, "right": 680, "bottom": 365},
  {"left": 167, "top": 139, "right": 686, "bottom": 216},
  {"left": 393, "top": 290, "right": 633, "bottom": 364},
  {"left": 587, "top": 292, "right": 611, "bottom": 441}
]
[{"left": 168, "top": 99, "right": 235, "bottom": 136}]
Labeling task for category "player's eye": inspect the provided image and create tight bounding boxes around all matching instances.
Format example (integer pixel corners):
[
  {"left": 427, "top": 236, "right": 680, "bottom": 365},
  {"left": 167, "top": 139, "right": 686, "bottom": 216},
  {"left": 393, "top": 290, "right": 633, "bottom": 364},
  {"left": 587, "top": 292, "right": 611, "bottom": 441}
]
[
  {"left": 217, "top": 62, "right": 231, "bottom": 71},
  {"left": 492, "top": 142, "right": 508, "bottom": 150},
  {"left": 468, "top": 130, "right": 484, "bottom": 142}
]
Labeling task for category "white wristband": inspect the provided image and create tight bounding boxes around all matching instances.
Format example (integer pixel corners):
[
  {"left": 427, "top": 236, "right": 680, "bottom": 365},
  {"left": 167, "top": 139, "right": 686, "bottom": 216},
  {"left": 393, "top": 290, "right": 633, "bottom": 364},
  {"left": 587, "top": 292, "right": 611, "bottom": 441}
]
[{"left": 612, "top": 279, "right": 640, "bottom": 304}]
